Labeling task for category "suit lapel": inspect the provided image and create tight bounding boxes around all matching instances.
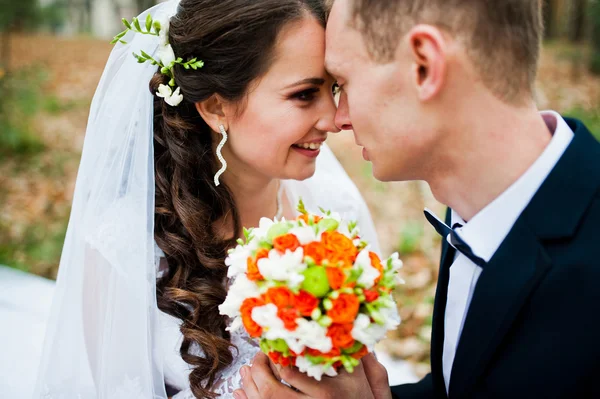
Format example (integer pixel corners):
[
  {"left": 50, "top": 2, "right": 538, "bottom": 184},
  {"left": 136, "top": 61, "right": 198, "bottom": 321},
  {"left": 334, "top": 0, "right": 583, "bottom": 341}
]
[
  {"left": 448, "top": 220, "right": 552, "bottom": 397},
  {"left": 447, "top": 118, "right": 600, "bottom": 397},
  {"left": 430, "top": 209, "right": 454, "bottom": 397}
]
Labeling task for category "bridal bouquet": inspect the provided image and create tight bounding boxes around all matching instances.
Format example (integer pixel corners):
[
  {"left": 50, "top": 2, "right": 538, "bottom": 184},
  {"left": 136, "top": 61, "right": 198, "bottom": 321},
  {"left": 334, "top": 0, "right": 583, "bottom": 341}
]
[{"left": 219, "top": 201, "right": 404, "bottom": 380}]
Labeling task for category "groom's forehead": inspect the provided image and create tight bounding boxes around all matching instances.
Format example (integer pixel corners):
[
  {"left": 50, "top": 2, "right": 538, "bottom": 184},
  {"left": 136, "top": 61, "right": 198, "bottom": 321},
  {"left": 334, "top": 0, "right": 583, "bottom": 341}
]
[{"left": 325, "top": 0, "right": 351, "bottom": 68}]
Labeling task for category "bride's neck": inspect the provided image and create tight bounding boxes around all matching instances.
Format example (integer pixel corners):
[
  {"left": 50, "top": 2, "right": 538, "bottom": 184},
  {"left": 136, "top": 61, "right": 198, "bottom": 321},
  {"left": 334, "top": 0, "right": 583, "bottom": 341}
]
[{"left": 216, "top": 171, "right": 281, "bottom": 238}]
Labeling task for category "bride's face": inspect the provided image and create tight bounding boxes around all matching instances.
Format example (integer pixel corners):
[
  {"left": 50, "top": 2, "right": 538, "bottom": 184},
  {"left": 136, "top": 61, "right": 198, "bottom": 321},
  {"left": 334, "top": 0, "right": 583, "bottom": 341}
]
[{"left": 222, "top": 16, "right": 339, "bottom": 182}]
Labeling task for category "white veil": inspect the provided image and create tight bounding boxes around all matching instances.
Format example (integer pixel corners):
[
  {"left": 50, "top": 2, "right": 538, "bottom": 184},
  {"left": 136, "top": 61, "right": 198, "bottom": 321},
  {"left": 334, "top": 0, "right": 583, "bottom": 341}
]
[{"left": 34, "top": 1, "right": 181, "bottom": 398}]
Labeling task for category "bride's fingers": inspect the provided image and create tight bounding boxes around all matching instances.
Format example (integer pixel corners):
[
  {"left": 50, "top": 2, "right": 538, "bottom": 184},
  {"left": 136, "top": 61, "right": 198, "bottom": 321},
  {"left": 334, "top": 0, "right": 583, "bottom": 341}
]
[
  {"left": 235, "top": 366, "right": 255, "bottom": 399},
  {"left": 243, "top": 353, "right": 306, "bottom": 399},
  {"left": 233, "top": 388, "right": 249, "bottom": 399},
  {"left": 277, "top": 366, "right": 337, "bottom": 397}
]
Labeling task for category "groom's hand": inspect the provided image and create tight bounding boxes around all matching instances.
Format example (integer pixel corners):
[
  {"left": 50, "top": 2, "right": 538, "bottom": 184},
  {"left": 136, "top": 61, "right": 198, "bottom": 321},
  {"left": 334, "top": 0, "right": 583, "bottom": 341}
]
[{"left": 234, "top": 352, "right": 392, "bottom": 399}]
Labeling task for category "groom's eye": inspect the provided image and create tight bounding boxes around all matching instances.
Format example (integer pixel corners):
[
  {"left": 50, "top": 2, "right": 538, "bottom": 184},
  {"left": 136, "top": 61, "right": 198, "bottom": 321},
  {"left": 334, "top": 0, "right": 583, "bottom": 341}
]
[
  {"left": 332, "top": 82, "right": 341, "bottom": 95},
  {"left": 291, "top": 88, "right": 319, "bottom": 102}
]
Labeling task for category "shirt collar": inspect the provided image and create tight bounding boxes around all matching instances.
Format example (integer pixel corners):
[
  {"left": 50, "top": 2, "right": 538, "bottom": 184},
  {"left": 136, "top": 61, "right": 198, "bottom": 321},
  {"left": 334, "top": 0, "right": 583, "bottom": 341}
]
[{"left": 451, "top": 111, "right": 574, "bottom": 262}]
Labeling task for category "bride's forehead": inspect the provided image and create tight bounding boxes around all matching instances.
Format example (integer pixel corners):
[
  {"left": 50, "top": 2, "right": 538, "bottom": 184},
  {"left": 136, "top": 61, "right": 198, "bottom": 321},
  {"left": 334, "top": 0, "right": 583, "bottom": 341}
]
[{"left": 263, "top": 19, "right": 327, "bottom": 80}]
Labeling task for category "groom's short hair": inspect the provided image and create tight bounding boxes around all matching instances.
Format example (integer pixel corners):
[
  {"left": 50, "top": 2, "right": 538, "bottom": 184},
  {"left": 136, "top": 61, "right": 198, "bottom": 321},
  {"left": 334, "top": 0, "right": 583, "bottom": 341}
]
[{"left": 348, "top": 0, "right": 543, "bottom": 104}]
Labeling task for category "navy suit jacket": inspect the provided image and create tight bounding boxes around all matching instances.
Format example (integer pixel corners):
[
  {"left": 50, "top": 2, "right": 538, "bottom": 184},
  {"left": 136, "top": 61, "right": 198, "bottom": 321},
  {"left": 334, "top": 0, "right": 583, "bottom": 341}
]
[{"left": 391, "top": 118, "right": 600, "bottom": 398}]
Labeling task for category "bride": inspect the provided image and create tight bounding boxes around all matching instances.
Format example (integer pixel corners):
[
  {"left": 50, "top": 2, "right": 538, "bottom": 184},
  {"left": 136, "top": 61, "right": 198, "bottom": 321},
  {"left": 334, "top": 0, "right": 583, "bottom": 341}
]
[{"left": 34, "top": 0, "right": 380, "bottom": 398}]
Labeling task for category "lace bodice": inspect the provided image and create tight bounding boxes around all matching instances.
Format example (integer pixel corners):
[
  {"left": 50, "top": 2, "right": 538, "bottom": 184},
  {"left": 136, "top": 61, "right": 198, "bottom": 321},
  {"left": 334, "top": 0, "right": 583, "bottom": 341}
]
[{"left": 165, "top": 327, "right": 260, "bottom": 399}]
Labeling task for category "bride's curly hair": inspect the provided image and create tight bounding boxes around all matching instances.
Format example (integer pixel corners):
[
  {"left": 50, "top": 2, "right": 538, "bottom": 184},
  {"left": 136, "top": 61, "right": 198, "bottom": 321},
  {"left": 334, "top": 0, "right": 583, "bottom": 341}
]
[{"left": 151, "top": 0, "right": 326, "bottom": 397}]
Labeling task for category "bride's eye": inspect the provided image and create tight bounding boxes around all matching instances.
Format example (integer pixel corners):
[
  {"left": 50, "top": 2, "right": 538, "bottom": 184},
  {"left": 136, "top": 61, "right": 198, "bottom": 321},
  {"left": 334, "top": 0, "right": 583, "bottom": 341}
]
[{"left": 292, "top": 88, "right": 319, "bottom": 102}]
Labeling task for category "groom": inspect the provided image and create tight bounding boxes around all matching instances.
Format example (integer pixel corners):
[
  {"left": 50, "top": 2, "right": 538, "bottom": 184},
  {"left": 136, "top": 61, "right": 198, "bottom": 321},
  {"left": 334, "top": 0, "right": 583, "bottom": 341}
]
[{"left": 235, "top": 0, "right": 600, "bottom": 398}]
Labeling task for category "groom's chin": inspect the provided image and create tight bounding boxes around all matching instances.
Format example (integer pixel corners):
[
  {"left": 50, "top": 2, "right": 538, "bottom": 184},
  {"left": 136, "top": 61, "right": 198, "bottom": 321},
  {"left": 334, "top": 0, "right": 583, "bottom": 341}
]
[{"left": 371, "top": 164, "right": 395, "bottom": 182}]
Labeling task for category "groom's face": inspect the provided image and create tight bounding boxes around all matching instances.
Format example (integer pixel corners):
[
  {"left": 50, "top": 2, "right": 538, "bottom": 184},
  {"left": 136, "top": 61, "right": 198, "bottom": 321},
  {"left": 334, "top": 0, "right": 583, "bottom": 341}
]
[{"left": 325, "top": 0, "right": 437, "bottom": 182}]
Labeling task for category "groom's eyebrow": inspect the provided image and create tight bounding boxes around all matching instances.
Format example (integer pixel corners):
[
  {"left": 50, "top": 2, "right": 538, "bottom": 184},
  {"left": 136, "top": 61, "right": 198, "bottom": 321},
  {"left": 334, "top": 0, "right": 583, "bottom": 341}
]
[{"left": 284, "top": 78, "right": 326, "bottom": 88}]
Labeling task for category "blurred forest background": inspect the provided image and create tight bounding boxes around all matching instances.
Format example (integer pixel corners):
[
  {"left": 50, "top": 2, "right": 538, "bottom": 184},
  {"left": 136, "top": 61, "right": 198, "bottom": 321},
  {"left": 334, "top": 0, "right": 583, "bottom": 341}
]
[{"left": 1, "top": 0, "right": 599, "bottom": 377}]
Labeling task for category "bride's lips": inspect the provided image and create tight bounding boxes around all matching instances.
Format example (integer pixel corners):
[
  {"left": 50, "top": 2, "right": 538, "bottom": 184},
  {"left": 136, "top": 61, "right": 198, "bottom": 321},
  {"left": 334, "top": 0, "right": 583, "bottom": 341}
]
[{"left": 292, "top": 139, "right": 325, "bottom": 159}]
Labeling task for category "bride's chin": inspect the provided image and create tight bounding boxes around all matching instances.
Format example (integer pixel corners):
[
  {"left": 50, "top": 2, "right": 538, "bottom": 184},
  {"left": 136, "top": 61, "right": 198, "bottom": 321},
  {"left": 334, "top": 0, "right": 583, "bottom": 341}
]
[{"left": 283, "top": 163, "right": 317, "bottom": 181}]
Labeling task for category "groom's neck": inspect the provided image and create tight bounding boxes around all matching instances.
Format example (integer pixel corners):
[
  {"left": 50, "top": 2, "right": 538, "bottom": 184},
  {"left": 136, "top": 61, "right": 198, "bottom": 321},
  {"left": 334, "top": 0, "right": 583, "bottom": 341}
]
[{"left": 428, "top": 98, "right": 552, "bottom": 222}]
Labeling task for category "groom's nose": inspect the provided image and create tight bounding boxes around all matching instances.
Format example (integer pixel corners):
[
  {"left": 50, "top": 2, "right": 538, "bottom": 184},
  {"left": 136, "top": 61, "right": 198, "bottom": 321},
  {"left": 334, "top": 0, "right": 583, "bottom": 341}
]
[{"left": 335, "top": 91, "right": 353, "bottom": 131}]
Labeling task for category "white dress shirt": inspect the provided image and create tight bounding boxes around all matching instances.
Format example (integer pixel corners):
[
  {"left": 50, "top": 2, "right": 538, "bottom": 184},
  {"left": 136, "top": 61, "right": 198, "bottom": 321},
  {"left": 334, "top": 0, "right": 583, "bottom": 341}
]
[{"left": 441, "top": 111, "right": 575, "bottom": 394}]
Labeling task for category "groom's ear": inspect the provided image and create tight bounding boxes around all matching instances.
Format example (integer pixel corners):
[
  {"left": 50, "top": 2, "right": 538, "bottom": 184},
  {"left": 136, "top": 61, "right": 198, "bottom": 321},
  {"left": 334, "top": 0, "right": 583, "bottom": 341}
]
[
  {"left": 195, "top": 95, "right": 231, "bottom": 133},
  {"left": 406, "top": 25, "right": 447, "bottom": 102}
]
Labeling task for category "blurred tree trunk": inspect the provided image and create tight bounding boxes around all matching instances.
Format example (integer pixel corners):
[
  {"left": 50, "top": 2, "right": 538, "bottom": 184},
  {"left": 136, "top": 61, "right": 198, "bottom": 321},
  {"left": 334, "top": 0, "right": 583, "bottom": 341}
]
[
  {"left": 0, "top": 29, "right": 10, "bottom": 72},
  {"left": 543, "top": 0, "right": 556, "bottom": 38},
  {"left": 591, "top": 0, "right": 600, "bottom": 74},
  {"left": 569, "top": 0, "right": 587, "bottom": 42},
  {"left": 136, "top": 0, "right": 156, "bottom": 13}
]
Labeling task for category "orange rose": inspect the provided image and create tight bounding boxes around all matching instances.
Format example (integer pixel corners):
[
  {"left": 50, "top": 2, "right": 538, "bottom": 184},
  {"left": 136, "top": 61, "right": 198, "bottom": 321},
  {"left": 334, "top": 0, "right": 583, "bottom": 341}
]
[
  {"left": 327, "top": 323, "right": 355, "bottom": 349},
  {"left": 265, "top": 287, "right": 298, "bottom": 331},
  {"left": 303, "top": 241, "right": 328, "bottom": 264},
  {"left": 278, "top": 307, "right": 299, "bottom": 331},
  {"left": 350, "top": 344, "right": 369, "bottom": 360},
  {"left": 327, "top": 293, "right": 360, "bottom": 324},
  {"left": 369, "top": 252, "right": 384, "bottom": 284},
  {"left": 322, "top": 231, "right": 358, "bottom": 266},
  {"left": 268, "top": 351, "right": 296, "bottom": 367},
  {"left": 306, "top": 347, "right": 342, "bottom": 358},
  {"left": 240, "top": 297, "right": 265, "bottom": 338},
  {"left": 273, "top": 233, "right": 300, "bottom": 253},
  {"left": 363, "top": 289, "right": 380, "bottom": 303},
  {"left": 295, "top": 290, "right": 319, "bottom": 317},
  {"left": 326, "top": 267, "right": 346, "bottom": 290},
  {"left": 247, "top": 248, "right": 269, "bottom": 281}
]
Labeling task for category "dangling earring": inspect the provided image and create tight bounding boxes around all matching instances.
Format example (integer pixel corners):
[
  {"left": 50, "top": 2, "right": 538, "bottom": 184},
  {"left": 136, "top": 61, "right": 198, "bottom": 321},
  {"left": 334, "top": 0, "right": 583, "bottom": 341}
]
[{"left": 214, "top": 124, "right": 228, "bottom": 187}]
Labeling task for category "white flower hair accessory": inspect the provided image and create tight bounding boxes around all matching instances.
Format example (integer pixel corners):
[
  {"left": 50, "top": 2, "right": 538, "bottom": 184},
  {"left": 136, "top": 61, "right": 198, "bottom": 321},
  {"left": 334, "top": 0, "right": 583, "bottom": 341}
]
[{"left": 111, "top": 13, "right": 204, "bottom": 106}]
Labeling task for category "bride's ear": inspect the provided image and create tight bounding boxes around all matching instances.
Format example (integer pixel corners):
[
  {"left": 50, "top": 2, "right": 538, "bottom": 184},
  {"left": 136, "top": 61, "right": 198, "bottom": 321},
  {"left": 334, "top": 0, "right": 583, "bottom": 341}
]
[{"left": 195, "top": 94, "right": 231, "bottom": 132}]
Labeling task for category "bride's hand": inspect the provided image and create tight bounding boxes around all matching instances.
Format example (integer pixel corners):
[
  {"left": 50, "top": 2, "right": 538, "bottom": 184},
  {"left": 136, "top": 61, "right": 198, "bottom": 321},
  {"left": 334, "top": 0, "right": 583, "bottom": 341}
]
[{"left": 234, "top": 352, "right": 392, "bottom": 399}]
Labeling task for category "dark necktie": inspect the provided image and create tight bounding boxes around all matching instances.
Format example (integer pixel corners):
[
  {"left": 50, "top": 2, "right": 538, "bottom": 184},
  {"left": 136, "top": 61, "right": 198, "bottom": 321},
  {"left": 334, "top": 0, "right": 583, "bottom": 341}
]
[{"left": 424, "top": 209, "right": 487, "bottom": 268}]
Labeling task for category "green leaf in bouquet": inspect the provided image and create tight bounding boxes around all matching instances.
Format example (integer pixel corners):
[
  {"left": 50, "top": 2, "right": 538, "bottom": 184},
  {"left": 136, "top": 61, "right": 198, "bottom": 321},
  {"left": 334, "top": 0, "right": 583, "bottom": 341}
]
[
  {"left": 365, "top": 304, "right": 385, "bottom": 325},
  {"left": 305, "top": 354, "right": 326, "bottom": 365},
  {"left": 347, "top": 220, "right": 358, "bottom": 233},
  {"left": 310, "top": 307, "right": 322, "bottom": 320},
  {"left": 259, "top": 339, "right": 270, "bottom": 354},
  {"left": 345, "top": 268, "right": 362, "bottom": 286},
  {"left": 317, "top": 218, "right": 339, "bottom": 232},
  {"left": 258, "top": 240, "right": 273, "bottom": 251},
  {"left": 266, "top": 222, "right": 293, "bottom": 241},
  {"left": 318, "top": 315, "right": 332, "bottom": 327},
  {"left": 341, "top": 355, "right": 360, "bottom": 373},
  {"left": 301, "top": 266, "right": 330, "bottom": 298},
  {"left": 270, "top": 338, "right": 290, "bottom": 354},
  {"left": 342, "top": 341, "right": 365, "bottom": 355}
]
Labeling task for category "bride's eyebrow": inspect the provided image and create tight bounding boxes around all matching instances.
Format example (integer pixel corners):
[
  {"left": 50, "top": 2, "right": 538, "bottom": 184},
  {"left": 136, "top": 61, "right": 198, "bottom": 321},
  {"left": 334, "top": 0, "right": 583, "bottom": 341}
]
[{"left": 284, "top": 77, "right": 326, "bottom": 89}]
